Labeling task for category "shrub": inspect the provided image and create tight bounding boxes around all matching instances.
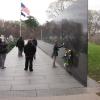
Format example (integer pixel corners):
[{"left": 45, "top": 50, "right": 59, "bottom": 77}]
[{"left": 7, "top": 40, "right": 17, "bottom": 53}]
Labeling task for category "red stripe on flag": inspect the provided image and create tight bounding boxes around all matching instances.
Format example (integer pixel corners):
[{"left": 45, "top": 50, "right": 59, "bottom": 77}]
[
  {"left": 21, "top": 7, "right": 30, "bottom": 15},
  {"left": 21, "top": 2, "right": 30, "bottom": 16}
]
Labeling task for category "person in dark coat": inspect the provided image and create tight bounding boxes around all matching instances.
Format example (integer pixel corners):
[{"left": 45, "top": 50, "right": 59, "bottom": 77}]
[
  {"left": 16, "top": 37, "right": 24, "bottom": 57},
  {"left": 0, "top": 38, "right": 8, "bottom": 69},
  {"left": 52, "top": 41, "right": 64, "bottom": 67},
  {"left": 32, "top": 38, "right": 37, "bottom": 59},
  {"left": 24, "top": 40, "right": 36, "bottom": 72},
  {"left": 0, "top": 38, "right": 2, "bottom": 68}
]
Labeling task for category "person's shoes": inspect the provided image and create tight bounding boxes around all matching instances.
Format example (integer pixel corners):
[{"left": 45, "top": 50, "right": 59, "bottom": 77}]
[
  {"left": 53, "top": 65, "right": 55, "bottom": 68},
  {"left": 30, "top": 69, "right": 33, "bottom": 72},
  {"left": 20, "top": 54, "right": 23, "bottom": 57},
  {"left": 24, "top": 68, "right": 28, "bottom": 71},
  {"left": 53, "top": 65, "right": 57, "bottom": 68},
  {"left": 1, "top": 67, "right": 6, "bottom": 69}
]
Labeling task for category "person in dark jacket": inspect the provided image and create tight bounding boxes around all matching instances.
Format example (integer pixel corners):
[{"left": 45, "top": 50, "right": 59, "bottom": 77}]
[
  {"left": 24, "top": 40, "right": 36, "bottom": 72},
  {"left": 16, "top": 37, "right": 24, "bottom": 57},
  {"left": 52, "top": 41, "right": 64, "bottom": 67},
  {"left": 32, "top": 38, "right": 37, "bottom": 59},
  {"left": 32, "top": 38, "right": 37, "bottom": 47},
  {"left": 0, "top": 38, "right": 8, "bottom": 69},
  {"left": 0, "top": 38, "right": 2, "bottom": 68}
]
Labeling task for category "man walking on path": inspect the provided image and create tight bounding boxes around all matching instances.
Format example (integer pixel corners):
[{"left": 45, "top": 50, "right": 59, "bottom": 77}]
[
  {"left": 16, "top": 37, "right": 24, "bottom": 57},
  {"left": 24, "top": 40, "right": 36, "bottom": 72}
]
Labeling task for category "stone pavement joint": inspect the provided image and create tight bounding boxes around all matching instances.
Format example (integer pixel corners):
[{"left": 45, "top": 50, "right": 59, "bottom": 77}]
[{"left": 0, "top": 94, "right": 99, "bottom": 100}]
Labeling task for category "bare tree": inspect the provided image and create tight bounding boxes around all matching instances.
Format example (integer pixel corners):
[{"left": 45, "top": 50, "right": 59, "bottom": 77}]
[
  {"left": 88, "top": 10, "right": 100, "bottom": 38},
  {"left": 88, "top": 10, "right": 94, "bottom": 36},
  {"left": 46, "top": 0, "right": 77, "bottom": 18}
]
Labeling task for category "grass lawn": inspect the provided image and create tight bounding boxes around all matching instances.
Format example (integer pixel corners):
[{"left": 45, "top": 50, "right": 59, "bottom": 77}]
[{"left": 88, "top": 42, "right": 100, "bottom": 82}]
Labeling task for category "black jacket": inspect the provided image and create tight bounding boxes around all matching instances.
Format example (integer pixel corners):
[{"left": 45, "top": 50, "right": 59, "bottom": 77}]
[
  {"left": 16, "top": 39, "right": 24, "bottom": 49},
  {"left": 0, "top": 42, "right": 8, "bottom": 54},
  {"left": 53, "top": 44, "right": 63, "bottom": 56},
  {"left": 0, "top": 43, "right": 3, "bottom": 54},
  {"left": 32, "top": 39, "right": 37, "bottom": 47},
  {"left": 24, "top": 43, "right": 36, "bottom": 57}
]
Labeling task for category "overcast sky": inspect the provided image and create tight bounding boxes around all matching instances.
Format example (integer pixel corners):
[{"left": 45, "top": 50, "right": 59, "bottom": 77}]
[
  {"left": 88, "top": 0, "right": 100, "bottom": 10},
  {"left": 0, "top": 0, "right": 56, "bottom": 24},
  {"left": 0, "top": 0, "right": 99, "bottom": 24}
]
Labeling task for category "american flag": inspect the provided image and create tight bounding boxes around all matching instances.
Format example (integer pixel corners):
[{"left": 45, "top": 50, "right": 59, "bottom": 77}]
[
  {"left": 21, "top": 12, "right": 26, "bottom": 17},
  {"left": 21, "top": 2, "right": 30, "bottom": 16}
]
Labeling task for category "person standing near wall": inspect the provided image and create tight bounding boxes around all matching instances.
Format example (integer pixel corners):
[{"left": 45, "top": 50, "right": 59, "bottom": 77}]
[
  {"left": 52, "top": 41, "right": 64, "bottom": 67},
  {"left": 16, "top": 37, "right": 24, "bottom": 57}
]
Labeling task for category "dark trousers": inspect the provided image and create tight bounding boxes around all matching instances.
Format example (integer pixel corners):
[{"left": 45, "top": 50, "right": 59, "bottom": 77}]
[
  {"left": 0, "top": 54, "right": 6, "bottom": 68},
  {"left": 25, "top": 56, "right": 33, "bottom": 70},
  {"left": 18, "top": 48, "right": 23, "bottom": 56},
  {"left": 34, "top": 46, "right": 37, "bottom": 59}
]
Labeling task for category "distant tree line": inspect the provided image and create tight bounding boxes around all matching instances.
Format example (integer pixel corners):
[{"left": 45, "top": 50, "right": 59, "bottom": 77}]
[
  {"left": 0, "top": 16, "right": 40, "bottom": 39},
  {"left": 88, "top": 10, "right": 100, "bottom": 37}
]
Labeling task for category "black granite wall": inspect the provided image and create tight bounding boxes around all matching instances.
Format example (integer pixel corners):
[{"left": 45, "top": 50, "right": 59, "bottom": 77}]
[
  {"left": 38, "top": 0, "right": 88, "bottom": 86},
  {"left": 38, "top": 39, "right": 87, "bottom": 86}
]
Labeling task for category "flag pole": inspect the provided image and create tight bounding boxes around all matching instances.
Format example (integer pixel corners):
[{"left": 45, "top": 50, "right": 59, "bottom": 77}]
[
  {"left": 41, "top": 28, "right": 42, "bottom": 40},
  {"left": 20, "top": 2, "right": 21, "bottom": 37},
  {"left": 2, "top": 19, "right": 5, "bottom": 34},
  {"left": 20, "top": 14, "right": 21, "bottom": 37}
]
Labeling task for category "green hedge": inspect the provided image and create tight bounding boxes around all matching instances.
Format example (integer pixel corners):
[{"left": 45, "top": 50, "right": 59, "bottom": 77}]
[{"left": 7, "top": 40, "right": 17, "bottom": 53}]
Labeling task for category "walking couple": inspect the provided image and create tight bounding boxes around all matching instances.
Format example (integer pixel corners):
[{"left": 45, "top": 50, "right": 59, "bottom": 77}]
[{"left": 16, "top": 37, "right": 37, "bottom": 72}]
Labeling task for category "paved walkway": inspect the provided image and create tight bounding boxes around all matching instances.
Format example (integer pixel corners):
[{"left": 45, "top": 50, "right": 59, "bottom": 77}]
[
  {"left": 0, "top": 46, "right": 99, "bottom": 97},
  {"left": 0, "top": 94, "right": 100, "bottom": 100}
]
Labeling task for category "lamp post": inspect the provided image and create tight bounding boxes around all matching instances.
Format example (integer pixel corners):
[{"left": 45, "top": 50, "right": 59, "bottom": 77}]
[
  {"left": 61, "top": 20, "right": 64, "bottom": 44},
  {"left": 41, "top": 28, "right": 42, "bottom": 40},
  {"left": 2, "top": 20, "right": 5, "bottom": 35}
]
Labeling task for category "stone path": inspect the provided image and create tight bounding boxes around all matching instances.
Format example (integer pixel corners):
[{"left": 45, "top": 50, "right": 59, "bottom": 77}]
[
  {"left": 0, "top": 94, "right": 100, "bottom": 100},
  {"left": 0, "top": 46, "right": 99, "bottom": 97}
]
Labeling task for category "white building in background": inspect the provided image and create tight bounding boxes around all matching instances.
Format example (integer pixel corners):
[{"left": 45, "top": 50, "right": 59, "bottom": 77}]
[
  {"left": 0, "top": 35, "right": 5, "bottom": 42},
  {"left": 8, "top": 35, "right": 14, "bottom": 42}
]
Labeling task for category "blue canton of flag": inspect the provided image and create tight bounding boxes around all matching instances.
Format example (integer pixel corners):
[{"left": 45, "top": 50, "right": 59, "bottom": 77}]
[{"left": 21, "top": 2, "right": 30, "bottom": 16}]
